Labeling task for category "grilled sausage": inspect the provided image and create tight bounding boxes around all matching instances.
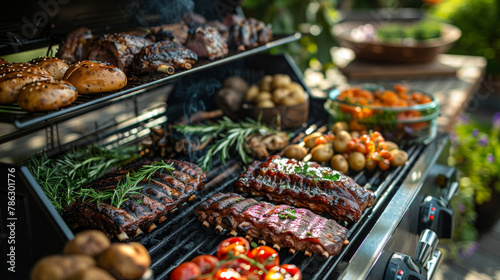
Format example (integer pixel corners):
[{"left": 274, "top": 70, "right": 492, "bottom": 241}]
[
  {"left": 30, "top": 57, "right": 69, "bottom": 80},
  {"left": 17, "top": 80, "right": 78, "bottom": 112},
  {"left": 0, "top": 72, "right": 53, "bottom": 104},
  {"left": 63, "top": 61, "right": 127, "bottom": 93}
]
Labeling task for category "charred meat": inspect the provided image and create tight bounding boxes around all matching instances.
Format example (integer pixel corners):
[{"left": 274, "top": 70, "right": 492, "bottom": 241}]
[
  {"left": 149, "top": 23, "right": 189, "bottom": 44},
  {"left": 234, "top": 156, "right": 375, "bottom": 222},
  {"left": 63, "top": 159, "right": 206, "bottom": 238},
  {"left": 224, "top": 15, "right": 273, "bottom": 51},
  {"left": 56, "top": 27, "right": 94, "bottom": 64},
  {"left": 86, "top": 33, "right": 151, "bottom": 73},
  {"left": 185, "top": 25, "right": 228, "bottom": 61},
  {"left": 131, "top": 40, "right": 198, "bottom": 75},
  {"left": 195, "top": 193, "right": 349, "bottom": 258}
]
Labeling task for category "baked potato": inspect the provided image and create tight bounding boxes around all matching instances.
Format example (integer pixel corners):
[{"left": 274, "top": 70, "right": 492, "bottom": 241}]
[
  {"left": 63, "top": 61, "right": 127, "bottom": 93},
  {"left": 17, "top": 80, "right": 78, "bottom": 112}
]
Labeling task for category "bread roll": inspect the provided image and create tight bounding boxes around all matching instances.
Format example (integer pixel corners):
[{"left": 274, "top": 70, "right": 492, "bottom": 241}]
[
  {"left": 30, "top": 57, "right": 69, "bottom": 80},
  {"left": 63, "top": 61, "right": 127, "bottom": 93},
  {"left": 0, "top": 72, "right": 53, "bottom": 104},
  {"left": 0, "top": 63, "right": 54, "bottom": 78},
  {"left": 17, "top": 80, "right": 78, "bottom": 112}
]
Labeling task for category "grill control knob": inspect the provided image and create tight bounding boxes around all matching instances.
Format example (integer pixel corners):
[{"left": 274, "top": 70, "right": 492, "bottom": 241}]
[
  {"left": 384, "top": 230, "right": 440, "bottom": 280},
  {"left": 419, "top": 182, "right": 458, "bottom": 238}
]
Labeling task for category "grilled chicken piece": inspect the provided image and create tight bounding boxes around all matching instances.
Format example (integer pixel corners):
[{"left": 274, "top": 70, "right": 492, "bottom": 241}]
[
  {"left": 86, "top": 33, "right": 151, "bottom": 73},
  {"left": 56, "top": 27, "right": 94, "bottom": 64},
  {"left": 234, "top": 156, "right": 375, "bottom": 222},
  {"left": 185, "top": 24, "right": 228, "bottom": 60},
  {"left": 149, "top": 23, "right": 189, "bottom": 44},
  {"left": 131, "top": 40, "right": 198, "bottom": 75},
  {"left": 195, "top": 193, "right": 349, "bottom": 257},
  {"left": 224, "top": 15, "right": 273, "bottom": 51},
  {"left": 62, "top": 159, "right": 206, "bottom": 238}
]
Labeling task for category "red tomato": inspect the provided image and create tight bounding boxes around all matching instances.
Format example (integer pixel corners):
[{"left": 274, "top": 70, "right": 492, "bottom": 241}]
[
  {"left": 314, "top": 136, "right": 328, "bottom": 146},
  {"left": 248, "top": 246, "right": 280, "bottom": 271},
  {"left": 264, "top": 267, "right": 284, "bottom": 280},
  {"left": 279, "top": 264, "right": 302, "bottom": 280},
  {"left": 378, "top": 159, "right": 391, "bottom": 171},
  {"left": 355, "top": 143, "right": 367, "bottom": 154},
  {"left": 214, "top": 268, "right": 242, "bottom": 280},
  {"left": 191, "top": 255, "right": 219, "bottom": 274},
  {"left": 169, "top": 262, "right": 201, "bottom": 280},
  {"left": 347, "top": 139, "right": 357, "bottom": 151},
  {"left": 217, "top": 237, "right": 250, "bottom": 260},
  {"left": 379, "top": 150, "right": 392, "bottom": 159},
  {"left": 370, "top": 131, "right": 385, "bottom": 142}
]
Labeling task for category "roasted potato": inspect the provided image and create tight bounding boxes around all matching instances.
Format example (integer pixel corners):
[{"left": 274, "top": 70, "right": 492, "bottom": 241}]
[
  {"left": 282, "top": 89, "right": 307, "bottom": 106},
  {"left": 390, "top": 149, "right": 408, "bottom": 167},
  {"left": 254, "top": 92, "right": 272, "bottom": 103},
  {"left": 245, "top": 85, "right": 260, "bottom": 102},
  {"left": 65, "top": 267, "right": 116, "bottom": 280},
  {"left": 17, "top": 81, "right": 78, "bottom": 112},
  {"left": 333, "top": 131, "right": 352, "bottom": 153},
  {"left": 271, "top": 74, "right": 291, "bottom": 89},
  {"left": 331, "top": 154, "right": 349, "bottom": 173},
  {"left": 98, "top": 242, "right": 151, "bottom": 280},
  {"left": 257, "top": 99, "right": 274, "bottom": 108},
  {"left": 259, "top": 75, "right": 273, "bottom": 92},
  {"left": 365, "top": 158, "right": 377, "bottom": 171},
  {"left": 331, "top": 122, "right": 349, "bottom": 134},
  {"left": 222, "top": 76, "right": 249, "bottom": 93},
  {"left": 284, "top": 144, "right": 308, "bottom": 160},
  {"left": 30, "top": 57, "right": 69, "bottom": 80},
  {"left": 287, "top": 81, "right": 304, "bottom": 93},
  {"left": 63, "top": 61, "right": 127, "bottom": 93},
  {"left": 31, "top": 255, "right": 96, "bottom": 280},
  {"left": 311, "top": 143, "right": 334, "bottom": 162},
  {"left": 272, "top": 88, "right": 290, "bottom": 104},
  {"left": 63, "top": 230, "right": 110, "bottom": 258},
  {"left": 348, "top": 152, "right": 366, "bottom": 171}
]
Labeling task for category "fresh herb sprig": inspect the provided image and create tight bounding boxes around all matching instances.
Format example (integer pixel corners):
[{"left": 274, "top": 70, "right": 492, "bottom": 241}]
[
  {"left": 26, "top": 145, "right": 140, "bottom": 212},
  {"left": 174, "top": 116, "right": 279, "bottom": 170},
  {"left": 278, "top": 208, "right": 297, "bottom": 220},
  {"left": 76, "top": 161, "right": 174, "bottom": 209},
  {"left": 293, "top": 162, "right": 341, "bottom": 182}
]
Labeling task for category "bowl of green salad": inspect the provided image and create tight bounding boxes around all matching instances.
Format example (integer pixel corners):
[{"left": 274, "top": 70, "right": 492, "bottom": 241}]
[{"left": 333, "top": 21, "right": 461, "bottom": 63}]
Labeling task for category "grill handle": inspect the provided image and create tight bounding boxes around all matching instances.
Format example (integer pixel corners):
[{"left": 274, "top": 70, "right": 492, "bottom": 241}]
[{"left": 415, "top": 229, "right": 439, "bottom": 267}]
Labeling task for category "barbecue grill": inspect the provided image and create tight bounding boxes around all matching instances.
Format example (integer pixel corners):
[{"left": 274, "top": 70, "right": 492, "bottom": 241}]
[{"left": 0, "top": 1, "right": 456, "bottom": 279}]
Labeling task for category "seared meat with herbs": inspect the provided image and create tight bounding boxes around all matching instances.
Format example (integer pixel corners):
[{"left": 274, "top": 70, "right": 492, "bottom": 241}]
[
  {"left": 56, "top": 27, "right": 94, "bottom": 63},
  {"left": 185, "top": 24, "right": 228, "bottom": 60},
  {"left": 132, "top": 40, "right": 198, "bottom": 75},
  {"left": 195, "top": 193, "right": 349, "bottom": 258},
  {"left": 234, "top": 156, "right": 375, "bottom": 222},
  {"left": 63, "top": 159, "right": 206, "bottom": 238}
]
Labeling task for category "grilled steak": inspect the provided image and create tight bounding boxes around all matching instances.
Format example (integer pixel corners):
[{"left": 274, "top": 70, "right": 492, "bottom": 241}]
[
  {"left": 63, "top": 159, "right": 206, "bottom": 238},
  {"left": 234, "top": 156, "right": 375, "bottom": 222},
  {"left": 131, "top": 40, "right": 198, "bottom": 75},
  {"left": 224, "top": 15, "right": 273, "bottom": 51},
  {"left": 149, "top": 23, "right": 189, "bottom": 44},
  {"left": 185, "top": 25, "right": 228, "bottom": 61},
  {"left": 86, "top": 33, "right": 151, "bottom": 73},
  {"left": 56, "top": 27, "right": 94, "bottom": 63},
  {"left": 195, "top": 193, "right": 349, "bottom": 258}
]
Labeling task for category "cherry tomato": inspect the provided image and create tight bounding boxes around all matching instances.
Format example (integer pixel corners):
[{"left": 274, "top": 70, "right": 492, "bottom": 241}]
[
  {"left": 355, "top": 143, "right": 367, "bottom": 154},
  {"left": 279, "top": 264, "right": 302, "bottom": 280},
  {"left": 217, "top": 237, "right": 250, "bottom": 260},
  {"left": 191, "top": 255, "right": 219, "bottom": 274},
  {"left": 347, "top": 139, "right": 357, "bottom": 151},
  {"left": 248, "top": 246, "right": 280, "bottom": 271},
  {"left": 264, "top": 267, "right": 284, "bottom": 280},
  {"left": 214, "top": 268, "right": 242, "bottom": 280},
  {"left": 370, "top": 131, "right": 385, "bottom": 142},
  {"left": 169, "top": 262, "right": 201, "bottom": 280},
  {"left": 314, "top": 136, "right": 328, "bottom": 146},
  {"left": 378, "top": 159, "right": 391, "bottom": 171},
  {"left": 379, "top": 150, "right": 392, "bottom": 159}
]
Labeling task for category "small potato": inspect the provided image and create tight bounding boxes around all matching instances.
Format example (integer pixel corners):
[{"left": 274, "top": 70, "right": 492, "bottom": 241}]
[
  {"left": 390, "top": 149, "right": 408, "bottom": 167},
  {"left": 331, "top": 122, "right": 349, "bottom": 134},
  {"left": 350, "top": 131, "right": 361, "bottom": 139},
  {"left": 287, "top": 81, "right": 304, "bottom": 93},
  {"left": 365, "top": 158, "right": 377, "bottom": 171},
  {"left": 303, "top": 132, "right": 323, "bottom": 149},
  {"left": 331, "top": 154, "right": 348, "bottom": 173},
  {"left": 245, "top": 85, "right": 260, "bottom": 102},
  {"left": 31, "top": 255, "right": 96, "bottom": 280},
  {"left": 381, "top": 141, "right": 399, "bottom": 151},
  {"left": 64, "top": 230, "right": 110, "bottom": 258},
  {"left": 257, "top": 99, "right": 275, "bottom": 108},
  {"left": 272, "top": 88, "right": 290, "bottom": 104},
  {"left": 98, "top": 242, "right": 151, "bottom": 280},
  {"left": 289, "top": 89, "right": 307, "bottom": 104},
  {"left": 254, "top": 91, "right": 272, "bottom": 103},
  {"left": 259, "top": 75, "right": 273, "bottom": 92},
  {"left": 348, "top": 152, "right": 366, "bottom": 171},
  {"left": 311, "top": 143, "right": 334, "bottom": 162},
  {"left": 271, "top": 74, "right": 292, "bottom": 89},
  {"left": 65, "top": 267, "right": 116, "bottom": 280},
  {"left": 284, "top": 144, "right": 308, "bottom": 160},
  {"left": 333, "top": 131, "right": 352, "bottom": 153},
  {"left": 223, "top": 76, "right": 249, "bottom": 93}
]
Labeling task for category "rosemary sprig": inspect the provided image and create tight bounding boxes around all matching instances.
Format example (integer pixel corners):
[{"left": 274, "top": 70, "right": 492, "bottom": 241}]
[{"left": 173, "top": 116, "right": 279, "bottom": 170}]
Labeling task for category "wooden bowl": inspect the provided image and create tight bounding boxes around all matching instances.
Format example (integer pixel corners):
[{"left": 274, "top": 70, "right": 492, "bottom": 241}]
[
  {"left": 333, "top": 21, "right": 461, "bottom": 63},
  {"left": 242, "top": 96, "right": 309, "bottom": 129}
]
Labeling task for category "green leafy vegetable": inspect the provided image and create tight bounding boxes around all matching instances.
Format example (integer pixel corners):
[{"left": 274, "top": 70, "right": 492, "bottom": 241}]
[{"left": 278, "top": 208, "right": 297, "bottom": 220}]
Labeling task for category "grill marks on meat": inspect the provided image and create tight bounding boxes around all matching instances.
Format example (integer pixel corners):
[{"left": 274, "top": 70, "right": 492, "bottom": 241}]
[
  {"left": 131, "top": 40, "right": 198, "bottom": 75},
  {"left": 195, "top": 193, "right": 349, "bottom": 257},
  {"left": 185, "top": 25, "right": 228, "bottom": 61},
  {"left": 149, "top": 23, "right": 189, "bottom": 44},
  {"left": 87, "top": 33, "right": 151, "bottom": 73},
  {"left": 63, "top": 159, "right": 206, "bottom": 238},
  {"left": 56, "top": 27, "right": 94, "bottom": 64},
  {"left": 234, "top": 156, "right": 374, "bottom": 222},
  {"left": 224, "top": 15, "right": 273, "bottom": 51}
]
